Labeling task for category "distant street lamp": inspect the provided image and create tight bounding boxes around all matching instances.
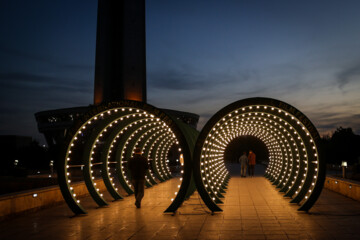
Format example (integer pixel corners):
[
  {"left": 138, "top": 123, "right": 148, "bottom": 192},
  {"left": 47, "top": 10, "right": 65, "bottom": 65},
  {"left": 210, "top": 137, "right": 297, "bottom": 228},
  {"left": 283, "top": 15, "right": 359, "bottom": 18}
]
[
  {"left": 341, "top": 161, "right": 347, "bottom": 178},
  {"left": 49, "top": 160, "right": 54, "bottom": 177}
]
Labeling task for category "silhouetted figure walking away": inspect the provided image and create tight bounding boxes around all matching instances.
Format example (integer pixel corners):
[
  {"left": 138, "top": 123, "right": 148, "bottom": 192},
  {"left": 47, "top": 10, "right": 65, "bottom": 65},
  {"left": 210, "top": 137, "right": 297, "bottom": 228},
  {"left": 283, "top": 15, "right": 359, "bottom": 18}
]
[
  {"left": 248, "top": 150, "right": 256, "bottom": 177},
  {"left": 127, "top": 147, "right": 149, "bottom": 208},
  {"left": 239, "top": 151, "right": 248, "bottom": 177}
]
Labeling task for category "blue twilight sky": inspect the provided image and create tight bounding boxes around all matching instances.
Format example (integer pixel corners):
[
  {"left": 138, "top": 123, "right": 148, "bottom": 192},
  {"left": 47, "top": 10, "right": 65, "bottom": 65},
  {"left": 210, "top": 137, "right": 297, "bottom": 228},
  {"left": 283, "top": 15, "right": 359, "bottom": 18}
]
[{"left": 1, "top": 0, "right": 360, "bottom": 144}]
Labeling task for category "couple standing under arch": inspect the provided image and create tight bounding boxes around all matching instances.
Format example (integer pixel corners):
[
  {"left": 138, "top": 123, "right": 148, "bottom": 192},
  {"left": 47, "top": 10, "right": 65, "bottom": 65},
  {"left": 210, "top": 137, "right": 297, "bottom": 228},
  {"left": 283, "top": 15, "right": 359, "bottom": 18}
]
[{"left": 239, "top": 150, "right": 256, "bottom": 177}]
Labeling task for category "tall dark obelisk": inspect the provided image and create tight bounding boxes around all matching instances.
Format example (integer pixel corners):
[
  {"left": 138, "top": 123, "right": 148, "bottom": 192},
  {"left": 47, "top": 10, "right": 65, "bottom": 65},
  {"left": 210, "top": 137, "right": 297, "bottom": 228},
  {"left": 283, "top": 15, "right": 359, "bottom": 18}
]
[
  {"left": 35, "top": 0, "right": 199, "bottom": 148},
  {"left": 94, "top": 0, "right": 146, "bottom": 104}
]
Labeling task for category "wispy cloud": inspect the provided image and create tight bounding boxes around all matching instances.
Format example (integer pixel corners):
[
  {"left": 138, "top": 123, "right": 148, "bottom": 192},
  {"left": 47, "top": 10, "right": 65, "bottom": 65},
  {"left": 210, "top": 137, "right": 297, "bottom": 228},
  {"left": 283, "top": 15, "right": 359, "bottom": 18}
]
[
  {"left": 0, "top": 71, "right": 92, "bottom": 94},
  {"left": 148, "top": 69, "right": 204, "bottom": 90},
  {"left": 148, "top": 65, "right": 255, "bottom": 91},
  {"left": 235, "top": 87, "right": 269, "bottom": 97},
  {"left": 337, "top": 63, "right": 360, "bottom": 89},
  {"left": 0, "top": 46, "right": 94, "bottom": 71},
  {"left": 308, "top": 110, "right": 360, "bottom": 135},
  {"left": 0, "top": 46, "right": 55, "bottom": 64},
  {"left": 0, "top": 72, "right": 58, "bottom": 84}
]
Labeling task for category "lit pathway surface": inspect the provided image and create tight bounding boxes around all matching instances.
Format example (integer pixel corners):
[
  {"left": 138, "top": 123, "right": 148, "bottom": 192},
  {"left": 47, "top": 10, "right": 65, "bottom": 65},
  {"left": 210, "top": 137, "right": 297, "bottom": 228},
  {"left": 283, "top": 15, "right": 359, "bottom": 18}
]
[{"left": 1, "top": 165, "right": 360, "bottom": 240}]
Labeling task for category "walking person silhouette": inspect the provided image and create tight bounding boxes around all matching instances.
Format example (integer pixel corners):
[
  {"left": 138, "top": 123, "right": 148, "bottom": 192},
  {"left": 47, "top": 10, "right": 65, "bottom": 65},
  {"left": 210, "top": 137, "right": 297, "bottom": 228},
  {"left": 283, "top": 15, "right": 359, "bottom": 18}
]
[
  {"left": 127, "top": 147, "right": 149, "bottom": 208},
  {"left": 239, "top": 151, "right": 248, "bottom": 177},
  {"left": 248, "top": 150, "right": 256, "bottom": 177}
]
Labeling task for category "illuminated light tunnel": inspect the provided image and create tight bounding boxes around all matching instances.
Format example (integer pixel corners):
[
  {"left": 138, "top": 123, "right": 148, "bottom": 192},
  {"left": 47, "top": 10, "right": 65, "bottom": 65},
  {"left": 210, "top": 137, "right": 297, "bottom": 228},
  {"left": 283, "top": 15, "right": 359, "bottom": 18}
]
[
  {"left": 57, "top": 101, "right": 198, "bottom": 214},
  {"left": 193, "top": 97, "right": 326, "bottom": 212}
]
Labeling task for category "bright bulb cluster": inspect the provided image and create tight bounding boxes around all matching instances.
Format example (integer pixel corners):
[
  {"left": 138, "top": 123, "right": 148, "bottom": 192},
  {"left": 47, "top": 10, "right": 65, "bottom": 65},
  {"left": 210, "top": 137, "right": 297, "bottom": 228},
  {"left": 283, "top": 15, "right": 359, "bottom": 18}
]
[
  {"left": 198, "top": 103, "right": 321, "bottom": 211},
  {"left": 62, "top": 106, "right": 185, "bottom": 214}
]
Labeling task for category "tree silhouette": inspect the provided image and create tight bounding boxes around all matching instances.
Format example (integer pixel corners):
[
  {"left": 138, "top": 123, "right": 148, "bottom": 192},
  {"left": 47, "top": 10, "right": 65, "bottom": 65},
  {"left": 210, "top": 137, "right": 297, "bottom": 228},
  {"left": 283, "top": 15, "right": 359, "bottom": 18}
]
[{"left": 321, "top": 127, "right": 360, "bottom": 165}]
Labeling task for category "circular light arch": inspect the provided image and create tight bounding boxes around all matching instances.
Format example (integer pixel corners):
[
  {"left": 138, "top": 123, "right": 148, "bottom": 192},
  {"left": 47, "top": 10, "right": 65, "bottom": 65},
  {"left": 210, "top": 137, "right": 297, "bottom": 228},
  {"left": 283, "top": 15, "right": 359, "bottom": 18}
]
[
  {"left": 57, "top": 101, "right": 198, "bottom": 215},
  {"left": 193, "top": 97, "right": 325, "bottom": 212}
]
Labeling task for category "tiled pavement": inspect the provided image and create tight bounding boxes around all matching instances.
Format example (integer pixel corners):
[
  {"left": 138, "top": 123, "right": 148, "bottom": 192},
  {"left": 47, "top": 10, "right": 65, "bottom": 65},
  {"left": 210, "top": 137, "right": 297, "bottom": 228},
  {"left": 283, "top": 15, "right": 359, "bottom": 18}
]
[{"left": 1, "top": 166, "right": 360, "bottom": 239}]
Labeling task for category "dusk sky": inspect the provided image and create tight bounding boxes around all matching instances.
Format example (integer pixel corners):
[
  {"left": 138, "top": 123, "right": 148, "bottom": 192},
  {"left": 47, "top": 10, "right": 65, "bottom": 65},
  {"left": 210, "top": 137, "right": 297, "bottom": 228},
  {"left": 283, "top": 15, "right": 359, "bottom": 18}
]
[{"left": 1, "top": 0, "right": 360, "bottom": 144}]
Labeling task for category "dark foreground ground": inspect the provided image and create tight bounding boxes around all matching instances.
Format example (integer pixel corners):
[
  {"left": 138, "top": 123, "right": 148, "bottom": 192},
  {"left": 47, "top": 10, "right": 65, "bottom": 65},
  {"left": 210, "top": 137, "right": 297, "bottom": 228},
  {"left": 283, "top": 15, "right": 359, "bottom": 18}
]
[{"left": 1, "top": 164, "right": 360, "bottom": 240}]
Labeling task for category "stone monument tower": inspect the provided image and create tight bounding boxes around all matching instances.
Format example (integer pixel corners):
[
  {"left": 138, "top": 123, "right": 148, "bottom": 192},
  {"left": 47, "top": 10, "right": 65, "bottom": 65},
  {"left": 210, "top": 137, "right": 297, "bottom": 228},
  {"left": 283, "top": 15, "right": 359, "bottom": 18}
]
[{"left": 94, "top": 0, "right": 146, "bottom": 104}]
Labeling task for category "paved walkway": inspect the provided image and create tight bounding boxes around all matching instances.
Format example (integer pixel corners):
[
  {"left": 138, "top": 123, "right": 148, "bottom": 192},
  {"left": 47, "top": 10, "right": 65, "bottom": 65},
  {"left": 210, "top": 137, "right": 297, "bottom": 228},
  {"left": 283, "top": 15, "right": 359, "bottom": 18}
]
[{"left": 1, "top": 166, "right": 360, "bottom": 239}]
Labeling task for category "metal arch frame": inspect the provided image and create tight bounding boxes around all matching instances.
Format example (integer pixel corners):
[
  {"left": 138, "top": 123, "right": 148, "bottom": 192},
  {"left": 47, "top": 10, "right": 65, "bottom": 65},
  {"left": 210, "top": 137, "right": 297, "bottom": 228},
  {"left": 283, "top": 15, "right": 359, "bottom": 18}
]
[
  {"left": 113, "top": 117, "right": 150, "bottom": 194},
  {"left": 147, "top": 131, "right": 171, "bottom": 182},
  {"left": 230, "top": 117, "right": 305, "bottom": 197},
  {"left": 193, "top": 97, "right": 325, "bottom": 213},
  {"left": 229, "top": 122, "right": 294, "bottom": 190},
  {"left": 152, "top": 133, "right": 175, "bottom": 179},
  {"left": 134, "top": 125, "right": 164, "bottom": 185},
  {"left": 123, "top": 122, "right": 166, "bottom": 187},
  {"left": 141, "top": 127, "right": 167, "bottom": 183},
  {"left": 164, "top": 118, "right": 199, "bottom": 213},
  {"left": 57, "top": 101, "right": 198, "bottom": 215},
  {"left": 148, "top": 132, "right": 173, "bottom": 181},
  {"left": 113, "top": 118, "right": 171, "bottom": 192},
  {"left": 100, "top": 124, "right": 125, "bottom": 200},
  {"left": 81, "top": 111, "right": 148, "bottom": 206}
]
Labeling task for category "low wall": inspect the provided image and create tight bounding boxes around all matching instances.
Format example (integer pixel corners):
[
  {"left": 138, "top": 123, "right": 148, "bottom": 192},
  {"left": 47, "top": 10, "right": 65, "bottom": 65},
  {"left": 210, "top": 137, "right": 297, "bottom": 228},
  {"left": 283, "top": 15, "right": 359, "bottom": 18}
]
[
  {"left": 0, "top": 179, "right": 106, "bottom": 220},
  {"left": 324, "top": 176, "right": 360, "bottom": 202}
]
